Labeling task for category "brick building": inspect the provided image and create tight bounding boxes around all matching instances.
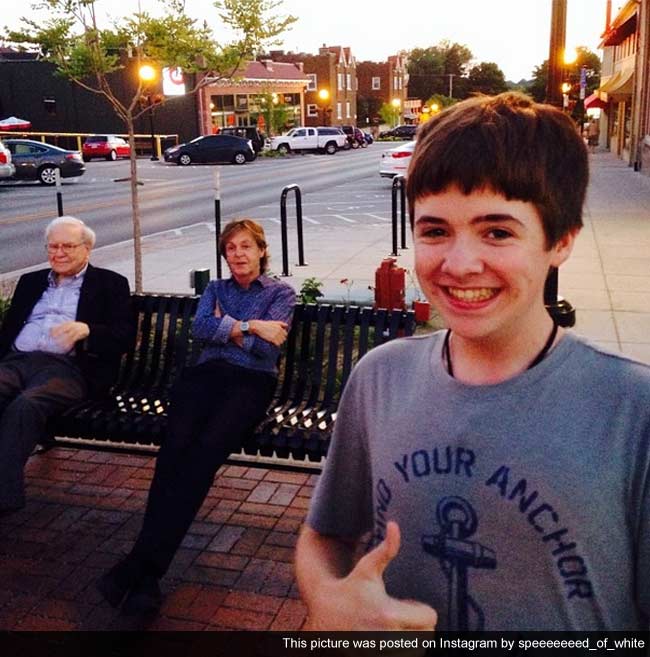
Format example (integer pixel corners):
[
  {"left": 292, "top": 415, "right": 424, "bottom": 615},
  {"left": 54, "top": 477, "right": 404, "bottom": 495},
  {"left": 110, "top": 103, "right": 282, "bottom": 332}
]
[
  {"left": 268, "top": 46, "right": 358, "bottom": 127},
  {"left": 197, "top": 60, "right": 310, "bottom": 136},
  {"left": 356, "top": 53, "right": 409, "bottom": 126}
]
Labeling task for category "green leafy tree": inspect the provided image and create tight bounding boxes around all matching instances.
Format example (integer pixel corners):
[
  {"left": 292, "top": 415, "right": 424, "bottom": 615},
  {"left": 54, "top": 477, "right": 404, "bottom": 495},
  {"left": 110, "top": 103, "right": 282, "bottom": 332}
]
[
  {"left": 378, "top": 102, "right": 400, "bottom": 128},
  {"left": 7, "top": 0, "right": 296, "bottom": 291},
  {"left": 407, "top": 41, "right": 473, "bottom": 102},
  {"left": 466, "top": 62, "right": 508, "bottom": 96}
]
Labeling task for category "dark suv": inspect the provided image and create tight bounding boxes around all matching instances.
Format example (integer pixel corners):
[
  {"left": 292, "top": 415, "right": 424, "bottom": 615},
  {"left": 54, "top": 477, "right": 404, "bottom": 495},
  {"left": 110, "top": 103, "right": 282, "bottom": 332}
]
[
  {"left": 379, "top": 124, "right": 417, "bottom": 140},
  {"left": 218, "top": 126, "right": 265, "bottom": 153},
  {"left": 340, "top": 125, "right": 368, "bottom": 149}
]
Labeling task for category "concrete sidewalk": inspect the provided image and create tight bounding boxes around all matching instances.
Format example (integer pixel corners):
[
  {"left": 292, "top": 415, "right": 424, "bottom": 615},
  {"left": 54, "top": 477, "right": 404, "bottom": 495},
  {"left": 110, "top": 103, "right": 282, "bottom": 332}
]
[{"left": 0, "top": 151, "right": 649, "bottom": 631}]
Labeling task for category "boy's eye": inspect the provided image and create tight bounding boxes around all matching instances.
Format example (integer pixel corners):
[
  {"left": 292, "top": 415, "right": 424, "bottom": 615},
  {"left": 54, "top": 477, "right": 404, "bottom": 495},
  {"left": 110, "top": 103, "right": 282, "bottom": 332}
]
[
  {"left": 418, "top": 227, "right": 447, "bottom": 239},
  {"left": 487, "top": 228, "right": 513, "bottom": 240}
]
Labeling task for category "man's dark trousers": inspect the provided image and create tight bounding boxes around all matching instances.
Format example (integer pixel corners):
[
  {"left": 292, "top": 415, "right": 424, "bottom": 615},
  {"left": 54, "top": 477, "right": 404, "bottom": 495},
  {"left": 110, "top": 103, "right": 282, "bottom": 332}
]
[
  {"left": 0, "top": 351, "right": 86, "bottom": 510},
  {"left": 128, "top": 359, "right": 277, "bottom": 578}
]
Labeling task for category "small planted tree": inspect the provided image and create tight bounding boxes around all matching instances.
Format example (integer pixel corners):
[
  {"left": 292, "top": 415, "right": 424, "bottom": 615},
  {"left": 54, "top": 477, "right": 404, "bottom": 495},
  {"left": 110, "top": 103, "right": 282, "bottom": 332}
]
[{"left": 7, "top": 0, "right": 296, "bottom": 291}]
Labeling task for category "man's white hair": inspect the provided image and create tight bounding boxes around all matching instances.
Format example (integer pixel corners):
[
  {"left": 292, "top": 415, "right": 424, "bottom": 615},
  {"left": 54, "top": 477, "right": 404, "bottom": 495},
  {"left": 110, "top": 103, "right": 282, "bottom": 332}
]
[{"left": 45, "top": 216, "right": 96, "bottom": 247}]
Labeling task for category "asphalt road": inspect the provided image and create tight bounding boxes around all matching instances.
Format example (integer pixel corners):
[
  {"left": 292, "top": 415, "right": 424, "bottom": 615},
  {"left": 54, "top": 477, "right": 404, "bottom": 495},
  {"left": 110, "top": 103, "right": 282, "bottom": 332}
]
[{"left": 0, "top": 145, "right": 386, "bottom": 274}]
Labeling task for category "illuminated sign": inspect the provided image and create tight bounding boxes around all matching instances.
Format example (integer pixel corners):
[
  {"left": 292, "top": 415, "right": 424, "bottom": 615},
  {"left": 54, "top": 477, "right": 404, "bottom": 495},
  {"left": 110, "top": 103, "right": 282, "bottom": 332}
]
[{"left": 162, "top": 67, "right": 185, "bottom": 96}]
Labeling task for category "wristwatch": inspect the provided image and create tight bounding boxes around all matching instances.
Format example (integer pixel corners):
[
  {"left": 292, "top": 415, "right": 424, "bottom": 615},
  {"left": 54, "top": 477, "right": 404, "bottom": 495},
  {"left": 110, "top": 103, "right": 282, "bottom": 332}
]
[{"left": 240, "top": 320, "right": 250, "bottom": 335}]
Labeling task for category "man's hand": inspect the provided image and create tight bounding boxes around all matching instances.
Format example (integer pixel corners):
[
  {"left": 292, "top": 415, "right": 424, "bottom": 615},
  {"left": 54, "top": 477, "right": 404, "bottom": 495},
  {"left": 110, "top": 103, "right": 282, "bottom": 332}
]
[
  {"left": 249, "top": 320, "right": 289, "bottom": 347},
  {"left": 50, "top": 321, "right": 90, "bottom": 352},
  {"left": 304, "top": 522, "right": 437, "bottom": 631}
]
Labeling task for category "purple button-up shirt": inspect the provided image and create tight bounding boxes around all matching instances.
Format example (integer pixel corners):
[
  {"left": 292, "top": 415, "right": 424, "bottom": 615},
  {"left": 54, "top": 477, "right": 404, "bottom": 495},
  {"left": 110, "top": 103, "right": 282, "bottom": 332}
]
[{"left": 193, "top": 275, "right": 295, "bottom": 374}]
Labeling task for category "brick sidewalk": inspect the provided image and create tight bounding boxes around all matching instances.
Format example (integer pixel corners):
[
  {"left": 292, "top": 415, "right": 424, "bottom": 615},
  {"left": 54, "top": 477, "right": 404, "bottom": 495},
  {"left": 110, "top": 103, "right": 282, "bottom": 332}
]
[{"left": 0, "top": 447, "right": 313, "bottom": 630}]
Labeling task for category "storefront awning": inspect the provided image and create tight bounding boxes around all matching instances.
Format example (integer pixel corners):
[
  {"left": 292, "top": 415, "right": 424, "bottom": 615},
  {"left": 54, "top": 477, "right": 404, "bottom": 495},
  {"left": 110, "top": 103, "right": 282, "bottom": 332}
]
[
  {"left": 598, "top": 68, "right": 634, "bottom": 97},
  {"left": 584, "top": 93, "right": 607, "bottom": 110}
]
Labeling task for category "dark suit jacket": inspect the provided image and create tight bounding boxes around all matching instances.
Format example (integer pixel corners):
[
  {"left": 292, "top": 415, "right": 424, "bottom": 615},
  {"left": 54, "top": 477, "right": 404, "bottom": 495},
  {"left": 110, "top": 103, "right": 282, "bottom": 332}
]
[{"left": 0, "top": 264, "right": 136, "bottom": 396}]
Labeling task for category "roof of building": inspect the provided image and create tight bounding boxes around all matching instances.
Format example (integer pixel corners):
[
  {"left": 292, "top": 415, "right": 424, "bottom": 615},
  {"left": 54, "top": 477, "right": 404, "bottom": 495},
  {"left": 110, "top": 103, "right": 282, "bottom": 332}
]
[{"left": 243, "top": 60, "right": 309, "bottom": 82}]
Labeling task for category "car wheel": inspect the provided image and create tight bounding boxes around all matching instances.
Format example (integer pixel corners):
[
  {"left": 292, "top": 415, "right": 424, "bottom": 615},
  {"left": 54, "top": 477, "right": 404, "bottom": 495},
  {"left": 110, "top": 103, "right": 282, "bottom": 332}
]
[
  {"left": 277, "top": 144, "right": 290, "bottom": 155},
  {"left": 38, "top": 166, "right": 59, "bottom": 185},
  {"left": 83, "top": 155, "right": 91, "bottom": 162},
  {"left": 178, "top": 153, "right": 192, "bottom": 166},
  {"left": 106, "top": 150, "right": 117, "bottom": 161},
  {"left": 360, "top": 140, "right": 368, "bottom": 148},
  {"left": 325, "top": 142, "right": 337, "bottom": 155},
  {"left": 351, "top": 140, "right": 359, "bottom": 149},
  {"left": 233, "top": 152, "right": 247, "bottom": 165}
]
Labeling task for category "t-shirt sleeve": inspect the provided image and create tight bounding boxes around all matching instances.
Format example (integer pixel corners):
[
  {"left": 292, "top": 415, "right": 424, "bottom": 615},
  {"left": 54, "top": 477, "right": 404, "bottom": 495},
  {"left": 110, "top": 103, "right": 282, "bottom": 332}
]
[{"left": 306, "top": 363, "right": 374, "bottom": 540}]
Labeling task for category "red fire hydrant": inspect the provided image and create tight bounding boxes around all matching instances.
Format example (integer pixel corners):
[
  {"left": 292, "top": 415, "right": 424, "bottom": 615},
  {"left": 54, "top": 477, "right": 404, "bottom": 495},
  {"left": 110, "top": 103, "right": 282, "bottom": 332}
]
[{"left": 374, "top": 258, "right": 406, "bottom": 310}]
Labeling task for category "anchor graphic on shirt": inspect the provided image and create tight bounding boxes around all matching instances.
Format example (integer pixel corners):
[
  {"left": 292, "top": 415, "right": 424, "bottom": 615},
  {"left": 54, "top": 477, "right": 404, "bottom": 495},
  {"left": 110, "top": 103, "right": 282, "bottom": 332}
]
[{"left": 422, "top": 496, "right": 496, "bottom": 631}]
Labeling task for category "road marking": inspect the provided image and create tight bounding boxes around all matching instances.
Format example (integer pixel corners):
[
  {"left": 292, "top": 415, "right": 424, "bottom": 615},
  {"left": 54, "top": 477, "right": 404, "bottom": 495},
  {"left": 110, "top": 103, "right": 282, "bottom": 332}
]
[
  {"left": 366, "top": 214, "right": 391, "bottom": 222},
  {"left": 330, "top": 214, "right": 357, "bottom": 224},
  {"left": 302, "top": 215, "right": 320, "bottom": 224}
]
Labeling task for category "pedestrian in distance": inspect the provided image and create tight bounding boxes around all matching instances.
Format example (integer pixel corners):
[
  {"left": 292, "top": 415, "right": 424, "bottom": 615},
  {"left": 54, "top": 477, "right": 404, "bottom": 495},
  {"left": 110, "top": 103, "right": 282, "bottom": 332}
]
[
  {"left": 97, "top": 219, "right": 296, "bottom": 615},
  {"left": 295, "top": 92, "right": 650, "bottom": 631},
  {"left": 0, "top": 216, "right": 134, "bottom": 515}
]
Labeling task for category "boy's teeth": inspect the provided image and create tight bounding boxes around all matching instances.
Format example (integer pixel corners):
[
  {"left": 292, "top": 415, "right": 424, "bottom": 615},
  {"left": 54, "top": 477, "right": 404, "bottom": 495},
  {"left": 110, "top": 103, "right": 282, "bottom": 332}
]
[{"left": 448, "top": 287, "right": 496, "bottom": 302}]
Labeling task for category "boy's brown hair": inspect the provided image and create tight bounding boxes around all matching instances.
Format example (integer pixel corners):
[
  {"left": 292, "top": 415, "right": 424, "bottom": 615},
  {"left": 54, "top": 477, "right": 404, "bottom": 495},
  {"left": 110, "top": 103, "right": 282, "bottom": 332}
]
[
  {"left": 406, "top": 92, "right": 588, "bottom": 248},
  {"left": 219, "top": 219, "right": 269, "bottom": 273}
]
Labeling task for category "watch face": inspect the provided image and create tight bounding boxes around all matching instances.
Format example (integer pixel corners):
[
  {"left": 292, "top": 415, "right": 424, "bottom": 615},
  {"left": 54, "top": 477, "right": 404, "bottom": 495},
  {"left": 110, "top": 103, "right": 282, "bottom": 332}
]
[{"left": 241, "top": 321, "right": 249, "bottom": 333}]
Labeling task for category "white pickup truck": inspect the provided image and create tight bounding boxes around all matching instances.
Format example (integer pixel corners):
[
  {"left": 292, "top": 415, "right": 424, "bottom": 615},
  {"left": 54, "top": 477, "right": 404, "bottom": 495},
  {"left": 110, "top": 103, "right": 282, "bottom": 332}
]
[{"left": 269, "top": 127, "right": 347, "bottom": 155}]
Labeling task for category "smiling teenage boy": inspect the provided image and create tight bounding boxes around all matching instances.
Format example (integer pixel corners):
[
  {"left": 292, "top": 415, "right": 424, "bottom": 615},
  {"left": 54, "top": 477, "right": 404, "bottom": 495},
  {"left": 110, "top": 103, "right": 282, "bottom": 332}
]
[{"left": 295, "top": 92, "right": 650, "bottom": 631}]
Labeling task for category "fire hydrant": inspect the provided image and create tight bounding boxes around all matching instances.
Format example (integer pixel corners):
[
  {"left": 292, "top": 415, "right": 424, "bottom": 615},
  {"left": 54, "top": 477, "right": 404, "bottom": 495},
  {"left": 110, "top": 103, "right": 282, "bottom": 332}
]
[{"left": 374, "top": 258, "right": 406, "bottom": 310}]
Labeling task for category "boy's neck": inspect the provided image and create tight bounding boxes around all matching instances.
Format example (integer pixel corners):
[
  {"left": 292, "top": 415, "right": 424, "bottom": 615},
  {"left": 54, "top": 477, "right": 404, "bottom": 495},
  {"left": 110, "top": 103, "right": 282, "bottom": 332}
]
[{"left": 446, "top": 312, "right": 562, "bottom": 385}]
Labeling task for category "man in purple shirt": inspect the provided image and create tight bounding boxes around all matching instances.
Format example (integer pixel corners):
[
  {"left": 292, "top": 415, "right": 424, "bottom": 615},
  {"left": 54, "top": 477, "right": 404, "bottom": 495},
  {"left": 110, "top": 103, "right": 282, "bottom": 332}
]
[
  {"left": 98, "top": 218, "right": 295, "bottom": 615},
  {"left": 0, "top": 216, "right": 134, "bottom": 514}
]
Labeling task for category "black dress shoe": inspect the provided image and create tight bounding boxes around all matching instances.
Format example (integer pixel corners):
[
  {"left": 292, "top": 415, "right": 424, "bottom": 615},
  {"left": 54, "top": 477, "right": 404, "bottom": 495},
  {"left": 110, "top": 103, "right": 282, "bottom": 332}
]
[
  {"left": 122, "top": 575, "right": 162, "bottom": 615},
  {"left": 96, "top": 559, "right": 142, "bottom": 608}
]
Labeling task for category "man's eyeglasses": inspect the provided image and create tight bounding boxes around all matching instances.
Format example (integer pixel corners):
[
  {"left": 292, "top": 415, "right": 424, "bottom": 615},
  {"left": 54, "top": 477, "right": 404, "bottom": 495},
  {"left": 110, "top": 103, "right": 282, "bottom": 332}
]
[{"left": 45, "top": 242, "right": 85, "bottom": 253}]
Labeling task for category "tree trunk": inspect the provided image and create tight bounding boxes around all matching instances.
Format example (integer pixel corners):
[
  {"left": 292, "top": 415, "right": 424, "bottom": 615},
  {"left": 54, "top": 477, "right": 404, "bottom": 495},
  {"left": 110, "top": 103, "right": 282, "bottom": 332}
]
[{"left": 126, "top": 115, "right": 143, "bottom": 293}]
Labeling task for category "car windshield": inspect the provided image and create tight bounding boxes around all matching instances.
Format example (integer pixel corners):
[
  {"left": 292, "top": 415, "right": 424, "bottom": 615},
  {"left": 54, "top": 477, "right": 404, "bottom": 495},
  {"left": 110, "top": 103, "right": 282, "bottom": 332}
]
[{"left": 85, "top": 136, "right": 109, "bottom": 142}]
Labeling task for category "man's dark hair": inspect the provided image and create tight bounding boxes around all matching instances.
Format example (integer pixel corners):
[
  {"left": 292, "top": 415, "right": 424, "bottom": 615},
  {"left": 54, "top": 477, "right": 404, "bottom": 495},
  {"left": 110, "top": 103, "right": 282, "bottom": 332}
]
[
  {"left": 406, "top": 92, "right": 589, "bottom": 248},
  {"left": 219, "top": 219, "right": 269, "bottom": 273}
]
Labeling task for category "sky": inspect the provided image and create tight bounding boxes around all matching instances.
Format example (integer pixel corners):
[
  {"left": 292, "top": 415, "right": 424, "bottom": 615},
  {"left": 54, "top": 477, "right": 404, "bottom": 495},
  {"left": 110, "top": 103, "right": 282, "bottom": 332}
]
[{"left": 4, "top": 0, "right": 612, "bottom": 82}]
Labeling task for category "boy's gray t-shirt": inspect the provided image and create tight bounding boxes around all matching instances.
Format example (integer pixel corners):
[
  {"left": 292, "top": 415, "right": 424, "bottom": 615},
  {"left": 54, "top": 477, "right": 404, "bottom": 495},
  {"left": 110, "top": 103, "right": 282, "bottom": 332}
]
[{"left": 307, "top": 331, "right": 650, "bottom": 631}]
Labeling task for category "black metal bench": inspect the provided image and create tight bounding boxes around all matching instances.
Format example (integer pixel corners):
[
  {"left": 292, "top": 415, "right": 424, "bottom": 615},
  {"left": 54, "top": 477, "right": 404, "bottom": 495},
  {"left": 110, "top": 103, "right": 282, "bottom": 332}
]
[{"left": 47, "top": 293, "right": 416, "bottom": 471}]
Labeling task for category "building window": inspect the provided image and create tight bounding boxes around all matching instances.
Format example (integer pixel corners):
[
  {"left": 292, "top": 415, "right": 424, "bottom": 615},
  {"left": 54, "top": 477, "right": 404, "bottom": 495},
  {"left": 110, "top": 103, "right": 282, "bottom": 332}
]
[
  {"left": 398, "top": 77, "right": 402, "bottom": 90},
  {"left": 307, "top": 73, "right": 317, "bottom": 91},
  {"left": 337, "top": 102, "right": 342, "bottom": 119},
  {"left": 346, "top": 101, "right": 351, "bottom": 118},
  {"left": 346, "top": 73, "right": 351, "bottom": 90},
  {"left": 393, "top": 77, "right": 398, "bottom": 90},
  {"left": 307, "top": 104, "right": 318, "bottom": 117},
  {"left": 372, "top": 77, "right": 381, "bottom": 90},
  {"left": 338, "top": 73, "right": 343, "bottom": 90},
  {"left": 43, "top": 96, "right": 57, "bottom": 115}
]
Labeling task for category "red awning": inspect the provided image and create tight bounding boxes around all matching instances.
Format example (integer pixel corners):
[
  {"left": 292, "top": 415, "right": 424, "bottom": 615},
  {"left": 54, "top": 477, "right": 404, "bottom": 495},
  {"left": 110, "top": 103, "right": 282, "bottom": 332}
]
[
  {"left": 0, "top": 116, "right": 31, "bottom": 130},
  {"left": 584, "top": 93, "right": 607, "bottom": 110}
]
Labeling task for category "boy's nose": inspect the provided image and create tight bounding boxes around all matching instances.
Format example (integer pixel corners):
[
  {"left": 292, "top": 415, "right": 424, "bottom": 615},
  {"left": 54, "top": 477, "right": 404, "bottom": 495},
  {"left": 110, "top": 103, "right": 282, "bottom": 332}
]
[{"left": 440, "top": 240, "right": 484, "bottom": 277}]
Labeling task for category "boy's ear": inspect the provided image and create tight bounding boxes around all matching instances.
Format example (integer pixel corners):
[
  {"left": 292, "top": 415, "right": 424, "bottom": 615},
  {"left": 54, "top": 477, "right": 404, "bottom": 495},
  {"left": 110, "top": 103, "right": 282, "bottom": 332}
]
[{"left": 550, "top": 228, "right": 579, "bottom": 268}]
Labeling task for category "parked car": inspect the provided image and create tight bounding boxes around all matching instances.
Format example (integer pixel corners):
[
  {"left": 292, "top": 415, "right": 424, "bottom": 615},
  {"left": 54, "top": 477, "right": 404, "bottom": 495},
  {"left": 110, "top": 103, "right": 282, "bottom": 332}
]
[
  {"left": 362, "top": 131, "right": 374, "bottom": 145},
  {"left": 82, "top": 134, "right": 131, "bottom": 161},
  {"left": 164, "top": 134, "right": 256, "bottom": 165},
  {"left": 340, "top": 125, "right": 368, "bottom": 149},
  {"left": 379, "top": 124, "right": 417, "bottom": 140},
  {"left": 5, "top": 139, "right": 85, "bottom": 185},
  {"left": 0, "top": 139, "right": 15, "bottom": 179},
  {"left": 218, "top": 126, "right": 265, "bottom": 153},
  {"left": 269, "top": 127, "right": 347, "bottom": 155},
  {"left": 379, "top": 140, "right": 416, "bottom": 178}
]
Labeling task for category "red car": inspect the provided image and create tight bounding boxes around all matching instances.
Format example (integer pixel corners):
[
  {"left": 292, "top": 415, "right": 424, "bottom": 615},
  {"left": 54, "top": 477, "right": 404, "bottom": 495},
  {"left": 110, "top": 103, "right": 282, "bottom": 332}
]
[{"left": 82, "top": 135, "right": 131, "bottom": 161}]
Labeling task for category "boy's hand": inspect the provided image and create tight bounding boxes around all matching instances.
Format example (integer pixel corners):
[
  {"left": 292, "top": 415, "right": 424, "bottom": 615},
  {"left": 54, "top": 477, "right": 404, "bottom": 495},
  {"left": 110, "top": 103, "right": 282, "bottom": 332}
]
[{"left": 305, "top": 522, "right": 437, "bottom": 631}]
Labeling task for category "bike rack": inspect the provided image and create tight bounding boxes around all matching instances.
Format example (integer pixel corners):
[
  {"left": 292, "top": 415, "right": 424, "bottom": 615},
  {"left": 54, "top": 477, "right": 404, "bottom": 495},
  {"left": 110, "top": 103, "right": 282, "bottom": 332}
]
[
  {"left": 390, "top": 175, "right": 408, "bottom": 256},
  {"left": 280, "top": 184, "right": 307, "bottom": 277}
]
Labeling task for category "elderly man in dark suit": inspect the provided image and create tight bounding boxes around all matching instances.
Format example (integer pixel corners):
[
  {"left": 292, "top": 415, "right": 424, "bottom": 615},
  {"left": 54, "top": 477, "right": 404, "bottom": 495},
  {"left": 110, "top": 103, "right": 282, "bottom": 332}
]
[{"left": 0, "top": 216, "right": 135, "bottom": 514}]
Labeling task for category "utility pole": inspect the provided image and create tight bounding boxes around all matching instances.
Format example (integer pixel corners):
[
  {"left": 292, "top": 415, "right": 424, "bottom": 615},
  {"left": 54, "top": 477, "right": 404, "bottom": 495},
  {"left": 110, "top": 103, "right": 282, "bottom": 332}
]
[
  {"left": 544, "top": 0, "right": 575, "bottom": 328},
  {"left": 546, "top": 0, "right": 567, "bottom": 107},
  {"left": 448, "top": 73, "right": 455, "bottom": 99}
]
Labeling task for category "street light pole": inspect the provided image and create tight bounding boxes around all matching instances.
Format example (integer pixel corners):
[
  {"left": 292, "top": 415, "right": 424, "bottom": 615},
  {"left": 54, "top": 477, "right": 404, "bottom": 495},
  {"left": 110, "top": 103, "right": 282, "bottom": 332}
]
[{"left": 148, "top": 97, "right": 158, "bottom": 161}]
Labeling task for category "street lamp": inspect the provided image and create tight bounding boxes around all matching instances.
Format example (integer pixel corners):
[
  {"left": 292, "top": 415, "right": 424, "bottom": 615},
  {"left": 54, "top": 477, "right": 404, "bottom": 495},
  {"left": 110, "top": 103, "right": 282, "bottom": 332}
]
[
  {"left": 318, "top": 88, "right": 330, "bottom": 126},
  {"left": 391, "top": 97, "right": 401, "bottom": 127},
  {"left": 139, "top": 64, "right": 159, "bottom": 161}
]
